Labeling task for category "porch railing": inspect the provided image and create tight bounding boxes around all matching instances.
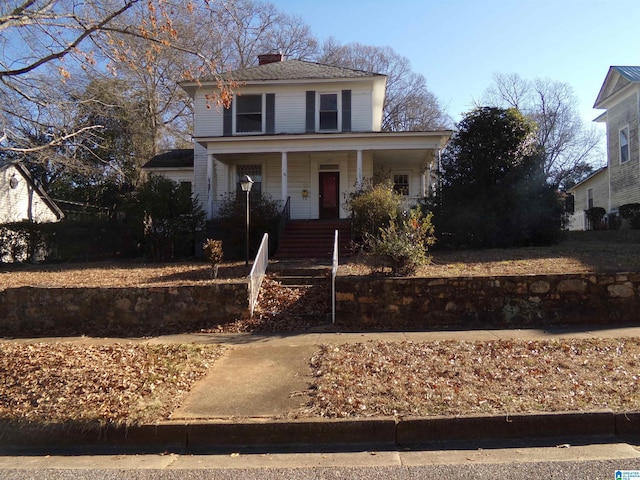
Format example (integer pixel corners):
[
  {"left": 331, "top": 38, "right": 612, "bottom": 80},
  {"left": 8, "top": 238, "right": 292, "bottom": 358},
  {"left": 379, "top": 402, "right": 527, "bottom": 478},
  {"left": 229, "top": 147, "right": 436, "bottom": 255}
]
[
  {"left": 276, "top": 196, "right": 290, "bottom": 250},
  {"left": 248, "top": 233, "right": 269, "bottom": 317},
  {"left": 210, "top": 197, "right": 287, "bottom": 219}
]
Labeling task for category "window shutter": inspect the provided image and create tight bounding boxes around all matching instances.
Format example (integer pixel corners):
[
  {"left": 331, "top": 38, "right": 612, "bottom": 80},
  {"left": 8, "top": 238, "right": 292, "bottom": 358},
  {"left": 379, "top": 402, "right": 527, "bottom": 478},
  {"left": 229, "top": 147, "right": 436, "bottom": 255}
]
[
  {"left": 266, "top": 93, "right": 275, "bottom": 134},
  {"left": 223, "top": 100, "right": 233, "bottom": 136},
  {"left": 305, "top": 91, "right": 315, "bottom": 132},
  {"left": 342, "top": 90, "right": 352, "bottom": 132}
]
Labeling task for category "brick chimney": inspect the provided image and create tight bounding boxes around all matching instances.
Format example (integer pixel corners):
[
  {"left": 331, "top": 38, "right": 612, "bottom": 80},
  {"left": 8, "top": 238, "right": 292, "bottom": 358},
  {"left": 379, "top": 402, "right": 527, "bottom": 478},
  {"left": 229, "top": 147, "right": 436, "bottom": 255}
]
[{"left": 258, "top": 53, "right": 285, "bottom": 65}]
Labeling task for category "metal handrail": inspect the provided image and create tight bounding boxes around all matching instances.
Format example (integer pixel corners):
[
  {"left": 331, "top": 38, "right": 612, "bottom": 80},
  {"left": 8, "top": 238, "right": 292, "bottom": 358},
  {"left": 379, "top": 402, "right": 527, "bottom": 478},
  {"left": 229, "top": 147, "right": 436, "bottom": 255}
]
[
  {"left": 331, "top": 229, "right": 338, "bottom": 324},
  {"left": 248, "top": 233, "right": 269, "bottom": 317},
  {"left": 276, "top": 196, "right": 291, "bottom": 248}
]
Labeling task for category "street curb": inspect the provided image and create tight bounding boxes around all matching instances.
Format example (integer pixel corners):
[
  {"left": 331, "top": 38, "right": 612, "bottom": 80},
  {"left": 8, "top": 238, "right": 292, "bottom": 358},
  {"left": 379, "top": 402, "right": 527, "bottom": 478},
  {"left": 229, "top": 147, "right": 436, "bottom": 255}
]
[{"left": 1, "top": 411, "right": 638, "bottom": 453}]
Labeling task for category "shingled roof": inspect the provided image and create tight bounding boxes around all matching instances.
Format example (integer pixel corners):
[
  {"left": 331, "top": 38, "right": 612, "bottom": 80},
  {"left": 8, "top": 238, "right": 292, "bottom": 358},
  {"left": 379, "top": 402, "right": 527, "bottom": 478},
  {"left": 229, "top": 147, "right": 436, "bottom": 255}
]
[
  {"left": 143, "top": 149, "right": 194, "bottom": 169},
  {"left": 209, "top": 59, "right": 384, "bottom": 83}
]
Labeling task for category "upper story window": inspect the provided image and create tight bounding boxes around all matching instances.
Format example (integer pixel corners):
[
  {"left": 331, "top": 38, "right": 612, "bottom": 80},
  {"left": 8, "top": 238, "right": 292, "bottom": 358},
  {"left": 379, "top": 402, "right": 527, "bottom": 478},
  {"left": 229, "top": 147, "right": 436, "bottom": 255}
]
[
  {"left": 318, "top": 93, "right": 339, "bottom": 131},
  {"left": 620, "top": 126, "right": 630, "bottom": 164},
  {"left": 235, "top": 94, "right": 264, "bottom": 134},
  {"left": 587, "top": 187, "right": 594, "bottom": 209},
  {"left": 306, "top": 90, "right": 351, "bottom": 133}
]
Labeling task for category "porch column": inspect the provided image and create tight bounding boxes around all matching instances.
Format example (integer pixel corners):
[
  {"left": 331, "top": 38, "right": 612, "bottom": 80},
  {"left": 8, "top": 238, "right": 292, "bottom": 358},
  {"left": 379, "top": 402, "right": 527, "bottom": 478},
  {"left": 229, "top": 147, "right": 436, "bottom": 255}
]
[
  {"left": 356, "top": 149, "right": 363, "bottom": 189},
  {"left": 421, "top": 170, "right": 427, "bottom": 197},
  {"left": 281, "top": 151, "right": 288, "bottom": 201},
  {"left": 207, "top": 153, "right": 214, "bottom": 218}
]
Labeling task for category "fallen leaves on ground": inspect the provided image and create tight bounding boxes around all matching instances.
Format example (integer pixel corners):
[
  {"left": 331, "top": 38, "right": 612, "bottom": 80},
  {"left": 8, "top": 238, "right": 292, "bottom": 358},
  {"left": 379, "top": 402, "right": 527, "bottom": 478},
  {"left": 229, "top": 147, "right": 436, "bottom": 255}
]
[
  {"left": 202, "top": 275, "right": 330, "bottom": 333},
  {"left": 0, "top": 343, "right": 224, "bottom": 426},
  {"left": 300, "top": 338, "right": 640, "bottom": 418}
]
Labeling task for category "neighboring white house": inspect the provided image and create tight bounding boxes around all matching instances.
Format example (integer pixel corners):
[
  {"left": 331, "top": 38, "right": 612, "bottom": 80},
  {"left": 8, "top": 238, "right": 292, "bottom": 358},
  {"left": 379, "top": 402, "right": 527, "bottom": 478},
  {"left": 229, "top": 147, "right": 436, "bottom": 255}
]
[
  {"left": 178, "top": 54, "right": 452, "bottom": 220},
  {"left": 142, "top": 148, "right": 194, "bottom": 193},
  {"left": 588, "top": 66, "right": 640, "bottom": 221},
  {"left": 0, "top": 162, "right": 64, "bottom": 224},
  {"left": 567, "top": 166, "right": 609, "bottom": 230}
]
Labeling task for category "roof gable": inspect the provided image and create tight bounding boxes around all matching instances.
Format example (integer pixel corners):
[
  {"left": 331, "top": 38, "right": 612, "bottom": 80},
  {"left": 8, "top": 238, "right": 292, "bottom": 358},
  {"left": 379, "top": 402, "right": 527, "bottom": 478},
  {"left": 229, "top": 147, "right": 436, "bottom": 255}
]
[
  {"left": 0, "top": 161, "right": 64, "bottom": 220},
  {"left": 594, "top": 66, "right": 640, "bottom": 108}
]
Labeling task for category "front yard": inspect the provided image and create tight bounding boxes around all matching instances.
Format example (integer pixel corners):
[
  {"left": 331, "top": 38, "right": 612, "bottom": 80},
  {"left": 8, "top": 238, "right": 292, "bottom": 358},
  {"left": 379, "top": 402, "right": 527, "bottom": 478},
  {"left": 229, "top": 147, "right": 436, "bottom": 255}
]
[
  {"left": 1, "top": 230, "right": 639, "bottom": 425},
  {"left": 2, "top": 230, "right": 640, "bottom": 289}
]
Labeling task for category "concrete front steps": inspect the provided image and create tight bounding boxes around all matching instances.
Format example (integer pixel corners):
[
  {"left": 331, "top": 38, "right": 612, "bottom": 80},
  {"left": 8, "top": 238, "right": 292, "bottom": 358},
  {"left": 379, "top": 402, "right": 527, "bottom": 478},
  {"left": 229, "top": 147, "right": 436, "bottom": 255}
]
[
  {"left": 275, "top": 220, "right": 352, "bottom": 259},
  {"left": 268, "top": 260, "right": 331, "bottom": 288}
]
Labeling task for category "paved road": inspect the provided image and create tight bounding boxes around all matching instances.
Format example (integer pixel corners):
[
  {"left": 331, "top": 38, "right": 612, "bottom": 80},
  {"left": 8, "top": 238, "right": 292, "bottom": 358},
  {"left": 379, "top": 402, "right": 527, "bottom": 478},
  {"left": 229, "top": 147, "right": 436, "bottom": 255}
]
[{"left": 1, "top": 442, "right": 639, "bottom": 479}]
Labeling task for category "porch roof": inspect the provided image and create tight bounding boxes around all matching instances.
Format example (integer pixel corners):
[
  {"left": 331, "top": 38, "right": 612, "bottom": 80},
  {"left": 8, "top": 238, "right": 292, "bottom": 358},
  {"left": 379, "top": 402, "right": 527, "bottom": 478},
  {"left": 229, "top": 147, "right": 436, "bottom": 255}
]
[{"left": 196, "top": 130, "right": 452, "bottom": 156}]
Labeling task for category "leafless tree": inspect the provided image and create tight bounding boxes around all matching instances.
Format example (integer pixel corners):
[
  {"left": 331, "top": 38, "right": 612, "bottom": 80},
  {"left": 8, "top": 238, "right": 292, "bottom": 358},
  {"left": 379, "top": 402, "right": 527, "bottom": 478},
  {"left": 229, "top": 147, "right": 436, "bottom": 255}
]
[
  {"left": 483, "top": 73, "right": 602, "bottom": 189},
  {"left": 0, "top": 0, "right": 226, "bottom": 164},
  {"left": 316, "top": 39, "right": 450, "bottom": 131},
  {"left": 196, "top": 0, "right": 318, "bottom": 70}
]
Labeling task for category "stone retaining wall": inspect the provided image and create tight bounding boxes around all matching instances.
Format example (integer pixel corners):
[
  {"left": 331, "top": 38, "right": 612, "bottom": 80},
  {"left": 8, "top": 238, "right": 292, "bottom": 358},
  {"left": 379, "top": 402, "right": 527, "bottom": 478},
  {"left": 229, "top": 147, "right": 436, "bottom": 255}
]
[
  {"left": 335, "top": 273, "right": 640, "bottom": 329},
  {"left": 0, "top": 283, "right": 249, "bottom": 337}
]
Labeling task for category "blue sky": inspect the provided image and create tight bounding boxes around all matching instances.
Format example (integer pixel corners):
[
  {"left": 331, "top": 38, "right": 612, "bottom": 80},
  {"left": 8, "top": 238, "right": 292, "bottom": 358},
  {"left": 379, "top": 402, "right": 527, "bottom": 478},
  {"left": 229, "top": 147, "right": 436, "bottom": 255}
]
[{"left": 271, "top": 0, "right": 639, "bottom": 130}]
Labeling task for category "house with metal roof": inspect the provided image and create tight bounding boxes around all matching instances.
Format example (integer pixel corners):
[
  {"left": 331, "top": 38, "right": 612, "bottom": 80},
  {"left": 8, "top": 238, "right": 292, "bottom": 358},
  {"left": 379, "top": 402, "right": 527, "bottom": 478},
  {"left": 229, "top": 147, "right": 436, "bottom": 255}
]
[
  {"left": 590, "top": 66, "right": 640, "bottom": 223},
  {"left": 177, "top": 55, "right": 451, "bottom": 256}
]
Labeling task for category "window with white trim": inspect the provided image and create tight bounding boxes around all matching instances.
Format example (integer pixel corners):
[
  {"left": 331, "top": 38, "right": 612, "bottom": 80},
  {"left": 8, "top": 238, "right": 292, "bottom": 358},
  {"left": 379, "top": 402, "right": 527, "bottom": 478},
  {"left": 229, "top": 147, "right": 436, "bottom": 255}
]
[
  {"left": 620, "top": 126, "right": 630, "bottom": 163},
  {"left": 393, "top": 174, "right": 410, "bottom": 196},
  {"left": 236, "top": 165, "right": 262, "bottom": 196},
  {"left": 318, "top": 92, "right": 339, "bottom": 131},
  {"left": 587, "top": 188, "right": 594, "bottom": 209},
  {"left": 235, "top": 94, "right": 264, "bottom": 134}
]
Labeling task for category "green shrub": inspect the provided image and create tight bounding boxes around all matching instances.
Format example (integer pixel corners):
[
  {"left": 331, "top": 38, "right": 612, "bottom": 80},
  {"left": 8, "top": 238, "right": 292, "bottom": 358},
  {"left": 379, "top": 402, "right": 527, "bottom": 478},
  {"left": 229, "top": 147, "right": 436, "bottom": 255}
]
[
  {"left": 213, "top": 193, "right": 282, "bottom": 260},
  {"left": 131, "top": 176, "right": 206, "bottom": 261},
  {"left": 586, "top": 207, "right": 607, "bottom": 231},
  {"left": 365, "top": 208, "right": 436, "bottom": 276},
  {"left": 619, "top": 203, "right": 640, "bottom": 229},
  {"left": 345, "top": 179, "right": 403, "bottom": 244}
]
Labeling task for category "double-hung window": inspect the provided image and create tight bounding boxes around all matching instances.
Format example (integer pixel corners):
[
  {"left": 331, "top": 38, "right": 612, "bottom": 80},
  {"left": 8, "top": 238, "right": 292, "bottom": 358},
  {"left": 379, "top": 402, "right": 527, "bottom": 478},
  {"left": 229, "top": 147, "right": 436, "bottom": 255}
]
[
  {"left": 393, "top": 174, "right": 410, "bottom": 196},
  {"left": 318, "top": 93, "right": 339, "bottom": 131},
  {"left": 236, "top": 165, "right": 262, "bottom": 198},
  {"left": 620, "top": 126, "right": 630, "bottom": 164},
  {"left": 235, "top": 94, "right": 264, "bottom": 134}
]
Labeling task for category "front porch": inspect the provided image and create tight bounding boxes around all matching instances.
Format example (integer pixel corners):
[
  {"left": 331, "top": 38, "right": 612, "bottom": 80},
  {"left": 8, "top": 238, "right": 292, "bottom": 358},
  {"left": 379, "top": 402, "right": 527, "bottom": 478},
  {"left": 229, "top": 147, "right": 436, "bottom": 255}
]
[{"left": 197, "top": 131, "right": 449, "bottom": 221}]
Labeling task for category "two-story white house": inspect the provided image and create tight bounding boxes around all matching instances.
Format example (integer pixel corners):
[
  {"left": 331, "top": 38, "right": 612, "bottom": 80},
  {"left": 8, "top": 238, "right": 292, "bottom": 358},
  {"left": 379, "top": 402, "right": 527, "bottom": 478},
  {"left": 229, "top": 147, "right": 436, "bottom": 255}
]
[
  {"left": 179, "top": 55, "right": 451, "bottom": 224},
  {"left": 577, "top": 66, "right": 640, "bottom": 228}
]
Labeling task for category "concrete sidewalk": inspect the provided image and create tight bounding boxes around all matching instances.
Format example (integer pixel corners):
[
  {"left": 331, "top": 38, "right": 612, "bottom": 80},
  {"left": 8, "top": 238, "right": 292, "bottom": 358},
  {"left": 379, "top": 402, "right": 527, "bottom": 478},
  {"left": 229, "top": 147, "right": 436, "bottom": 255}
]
[
  {"left": 3, "top": 326, "right": 640, "bottom": 453},
  {"left": 162, "top": 325, "right": 640, "bottom": 420}
]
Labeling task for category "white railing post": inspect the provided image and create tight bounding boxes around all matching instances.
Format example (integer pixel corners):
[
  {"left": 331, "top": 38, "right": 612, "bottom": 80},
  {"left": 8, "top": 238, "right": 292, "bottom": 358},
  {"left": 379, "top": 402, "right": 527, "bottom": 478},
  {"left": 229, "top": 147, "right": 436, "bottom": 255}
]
[
  {"left": 332, "top": 229, "right": 338, "bottom": 324},
  {"left": 248, "top": 233, "right": 269, "bottom": 317}
]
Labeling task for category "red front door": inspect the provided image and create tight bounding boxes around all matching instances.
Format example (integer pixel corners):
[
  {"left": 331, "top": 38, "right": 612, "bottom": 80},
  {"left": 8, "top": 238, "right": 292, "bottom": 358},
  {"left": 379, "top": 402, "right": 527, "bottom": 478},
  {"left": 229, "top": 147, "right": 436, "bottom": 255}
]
[{"left": 319, "top": 172, "right": 339, "bottom": 219}]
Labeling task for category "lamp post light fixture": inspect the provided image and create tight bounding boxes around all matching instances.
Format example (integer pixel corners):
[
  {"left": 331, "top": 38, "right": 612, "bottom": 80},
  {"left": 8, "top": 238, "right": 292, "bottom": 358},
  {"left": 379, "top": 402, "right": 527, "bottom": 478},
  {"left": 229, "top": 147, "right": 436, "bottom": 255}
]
[{"left": 240, "top": 175, "right": 254, "bottom": 267}]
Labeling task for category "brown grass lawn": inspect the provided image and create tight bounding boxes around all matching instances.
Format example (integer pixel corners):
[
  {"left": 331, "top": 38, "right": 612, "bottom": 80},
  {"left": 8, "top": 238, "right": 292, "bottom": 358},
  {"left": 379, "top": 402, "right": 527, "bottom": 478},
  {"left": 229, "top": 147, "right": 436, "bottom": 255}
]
[{"left": 3, "top": 230, "right": 640, "bottom": 288}]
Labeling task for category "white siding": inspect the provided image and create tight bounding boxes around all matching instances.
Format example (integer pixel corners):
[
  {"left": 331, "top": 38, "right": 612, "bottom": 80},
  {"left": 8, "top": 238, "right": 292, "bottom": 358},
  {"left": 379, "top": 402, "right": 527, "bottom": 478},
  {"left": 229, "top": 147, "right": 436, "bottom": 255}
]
[
  {"left": 0, "top": 166, "right": 59, "bottom": 223},
  {"left": 275, "top": 91, "right": 306, "bottom": 134},
  {"left": 193, "top": 143, "right": 208, "bottom": 210},
  {"left": 572, "top": 170, "right": 609, "bottom": 213},
  {"left": 193, "top": 90, "right": 224, "bottom": 138},
  {"left": 351, "top": 89, "right": 374, "bottom": 131},
  {"left": 286, "top": 154, "right": 312, "bottom": 219},
  {"left": 192, "top": 80, "right": 382, "bottom": 138},
  {"left": 606, "top": 91, "right": 640, "bottom": 209},
  {"left": 374, "top": 159, "right": 424, "bottom": 198}
]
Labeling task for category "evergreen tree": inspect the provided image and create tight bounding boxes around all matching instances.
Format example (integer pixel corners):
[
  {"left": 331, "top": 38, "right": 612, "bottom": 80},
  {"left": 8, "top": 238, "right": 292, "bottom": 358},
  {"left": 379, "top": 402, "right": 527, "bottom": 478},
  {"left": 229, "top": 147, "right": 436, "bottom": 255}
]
[{"left": 435, "top": 107, "right": 563, "bottom": 247}]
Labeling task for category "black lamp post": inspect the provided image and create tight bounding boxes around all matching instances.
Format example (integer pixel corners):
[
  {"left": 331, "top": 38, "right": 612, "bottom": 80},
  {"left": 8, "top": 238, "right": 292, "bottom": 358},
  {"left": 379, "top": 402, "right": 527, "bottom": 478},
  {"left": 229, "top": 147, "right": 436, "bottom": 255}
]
[{"left": 240, "top": 175, "right": 254, "bottom": 267}]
